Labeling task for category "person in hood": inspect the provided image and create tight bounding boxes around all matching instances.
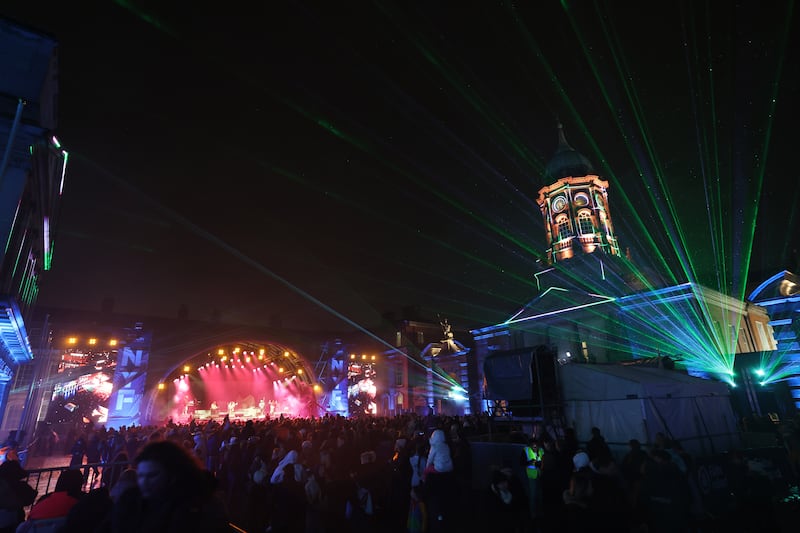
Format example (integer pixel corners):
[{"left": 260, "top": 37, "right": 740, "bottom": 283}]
[
  {"left": 270, "top": 439, "right": 300, "bottom": 485},
  {"left": 424, "top": 429, "right": 454, "bottom": 532},
  {"left": 425, "top": 429, "right": 453, "bottom": 475}
]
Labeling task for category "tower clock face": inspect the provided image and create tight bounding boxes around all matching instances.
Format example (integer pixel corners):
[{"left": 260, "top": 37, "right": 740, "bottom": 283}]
[
  {"left": 574, "top": 192, "right": 590, "bottom": 207},
  {"left": 552, "top": 195, "right": 568, "bottom": 212}
]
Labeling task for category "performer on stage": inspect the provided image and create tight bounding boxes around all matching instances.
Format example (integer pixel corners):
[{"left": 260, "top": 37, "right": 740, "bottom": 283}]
[
  {"left": 258, "top": 398, "right": 266, "bottom": 417},
  {"left": 227, "top": 400, "right": 237, "bottom": 418}
]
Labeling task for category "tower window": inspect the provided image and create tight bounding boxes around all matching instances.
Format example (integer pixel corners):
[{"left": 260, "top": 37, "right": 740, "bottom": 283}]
[
  {"left": 555, "top": 214, "right": 572, "bottom": 240},
  {"left": 577, "top": 210, "right": 594, "bottom": 235}
]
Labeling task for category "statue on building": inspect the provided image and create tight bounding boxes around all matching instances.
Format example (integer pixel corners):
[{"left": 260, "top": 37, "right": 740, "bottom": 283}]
[{"left": 435, "top": 317, "right": 460, "bottom": 356}]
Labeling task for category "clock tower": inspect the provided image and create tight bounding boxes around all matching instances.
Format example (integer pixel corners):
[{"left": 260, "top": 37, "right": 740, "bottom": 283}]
[{"left": 537, "top": 124, "right": 621, "bottom": 264}]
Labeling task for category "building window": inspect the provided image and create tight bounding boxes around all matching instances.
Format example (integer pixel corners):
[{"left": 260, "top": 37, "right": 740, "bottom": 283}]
[
  {"left": 416, "top": 330, "right": 424, "bottom": 345},
  {"left": 395, "top": 369, "right": 403, "bottom": 387},
  {"left": 395, "top": 331, "right": 402, "bottom": 347},
  {"left": 555, "top": 214, "right": 572, "bottom": 240},
  {"left": 577, "top": 210, "right": 594, "bottom": 235},
  {"left": 756, "top": 321, "right": 770, "bottom": 350}
]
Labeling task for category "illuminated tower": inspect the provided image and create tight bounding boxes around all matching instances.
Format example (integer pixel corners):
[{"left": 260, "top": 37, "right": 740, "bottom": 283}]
[{"left": 536, "top": 124, "right": 620, "bottom": 264}]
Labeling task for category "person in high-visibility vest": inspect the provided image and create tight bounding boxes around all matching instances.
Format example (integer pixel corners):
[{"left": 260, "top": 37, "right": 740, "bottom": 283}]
[{"left": 522, "top": 438, "right": 544, "bottom": 522}]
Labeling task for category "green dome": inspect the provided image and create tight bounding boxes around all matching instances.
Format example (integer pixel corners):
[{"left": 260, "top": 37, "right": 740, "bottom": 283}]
[{"left": 544, "top": 123, "right": 595, "bottom": 181}]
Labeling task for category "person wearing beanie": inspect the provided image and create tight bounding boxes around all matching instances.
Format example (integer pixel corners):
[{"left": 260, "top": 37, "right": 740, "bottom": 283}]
[
  {"left": 28, "top": 468, "right": 84, "bottom": 520},
  {"left": 572, "top": 451, "right": 591, "bottom": 472},
  {"left": 0, "top": 460, "right": 37, "bottom": 533}
]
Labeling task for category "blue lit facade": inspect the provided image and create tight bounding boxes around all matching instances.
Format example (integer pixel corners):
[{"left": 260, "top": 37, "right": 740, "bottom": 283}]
[
  {"left": 748, "top": 271, "right": 800, "bottom": 408},
  {"left": 0, "top": 18, "right": 66, "bottom": 431}
]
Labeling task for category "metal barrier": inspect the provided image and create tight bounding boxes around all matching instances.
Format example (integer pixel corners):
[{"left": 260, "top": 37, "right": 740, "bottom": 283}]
[{"left": 22, "top": 461, "right": 131, "bottom": 505}]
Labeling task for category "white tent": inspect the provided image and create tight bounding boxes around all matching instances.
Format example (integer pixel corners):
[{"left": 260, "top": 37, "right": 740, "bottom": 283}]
[{"left": 560, "top": 363, "right": 740, "bottom": 457}]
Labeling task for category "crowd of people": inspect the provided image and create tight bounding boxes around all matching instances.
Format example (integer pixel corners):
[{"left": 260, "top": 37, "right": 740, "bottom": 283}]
[{"left": 0, "top": 412, "right": 796, "bottom": 532}]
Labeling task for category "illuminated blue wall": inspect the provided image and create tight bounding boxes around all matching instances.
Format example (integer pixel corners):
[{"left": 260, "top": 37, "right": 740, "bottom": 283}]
[{"left": 749, "top": 271, "right": 800, "bottom": 409}]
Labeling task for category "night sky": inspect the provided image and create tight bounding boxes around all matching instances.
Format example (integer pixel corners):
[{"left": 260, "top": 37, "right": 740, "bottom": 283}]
[{"left": 4, "top": 1, "right": 799, "bottom": 332}]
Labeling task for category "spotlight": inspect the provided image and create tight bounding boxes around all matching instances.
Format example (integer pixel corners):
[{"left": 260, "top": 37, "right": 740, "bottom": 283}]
[
  {"left": 350, "top": 354, "right": 355, "bottom": 359},
  {"left": 157, "top": 383, "right": 165, "bottom": 390},
  {"left": 284, "top": 351, "right": 290, "bottom": 357},
  {"left": 755, "top": 368, "right": 766, "bottom": 377},
  {"left": 183, "top": 365, "right": 191, "bottom": 372},
  {"left": 279, "top": 367, "right": 284, "bottom": 373},
  {"left": 362, "top": 354, "right": 367, "bottom": 360},
  {"left": 88, "top": 338, "right": 97, "bottom": 345},
  {"left": 313, "top": 384, "right": 321, "bottom": 392},
  {"left": 109, "top": 339, "right": 118, "bottom": 346},
  {"left": 297, "top": 369, "right": 303, "bottom": 375},
  {"left": 218, "top": 349, "right": 225, "bottom": 356}
]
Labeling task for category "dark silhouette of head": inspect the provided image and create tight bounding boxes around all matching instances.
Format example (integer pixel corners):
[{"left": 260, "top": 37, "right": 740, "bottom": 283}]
[
  {"left": 55, "top": 469, "right": 84, "bottom": 498},
  {"left": 134, "top": 439, "right": 205, "bottom": 500}
]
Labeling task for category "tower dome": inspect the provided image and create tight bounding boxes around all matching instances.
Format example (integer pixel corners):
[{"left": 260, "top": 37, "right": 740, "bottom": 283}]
[
  {"left": 537, "top": 123, "right": 620, "bottom": 265},
  {"left": 544, "top": 123, "right": 595, "bottom": 181}
]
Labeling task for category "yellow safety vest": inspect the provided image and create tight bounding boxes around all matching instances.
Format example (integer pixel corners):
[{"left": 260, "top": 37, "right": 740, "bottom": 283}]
[{"left": 524, "top": 446, "right": 543, "bottom": 479}]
